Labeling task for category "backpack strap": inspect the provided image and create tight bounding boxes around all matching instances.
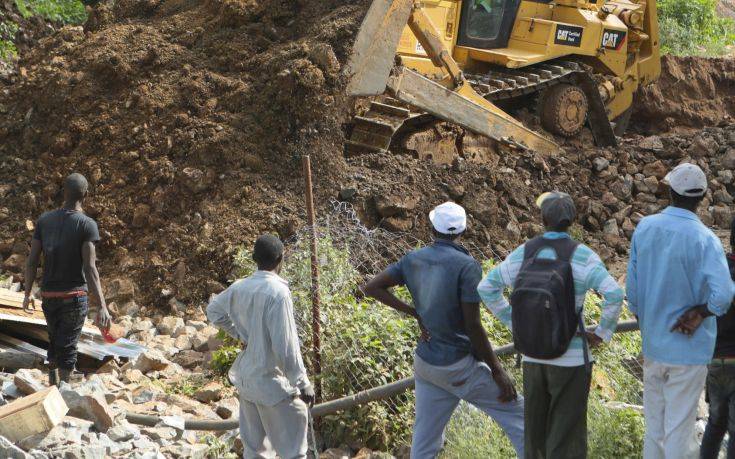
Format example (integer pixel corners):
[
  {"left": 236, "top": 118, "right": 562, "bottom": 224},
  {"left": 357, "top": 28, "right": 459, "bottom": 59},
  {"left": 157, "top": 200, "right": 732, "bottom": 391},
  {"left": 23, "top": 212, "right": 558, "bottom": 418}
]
[{"left": 523, "top": 236, "right": 579, "bottom": 262}]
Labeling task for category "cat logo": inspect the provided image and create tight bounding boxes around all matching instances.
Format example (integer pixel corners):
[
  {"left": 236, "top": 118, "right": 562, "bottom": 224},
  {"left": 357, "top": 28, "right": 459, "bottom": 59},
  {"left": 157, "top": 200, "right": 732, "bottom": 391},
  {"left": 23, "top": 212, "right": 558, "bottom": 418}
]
[
  {"left": 554, "top": 25, "right": 583, "bottom": 47},
  {"left": 601, "top": 29, "right": 627, "bottom": 51}
]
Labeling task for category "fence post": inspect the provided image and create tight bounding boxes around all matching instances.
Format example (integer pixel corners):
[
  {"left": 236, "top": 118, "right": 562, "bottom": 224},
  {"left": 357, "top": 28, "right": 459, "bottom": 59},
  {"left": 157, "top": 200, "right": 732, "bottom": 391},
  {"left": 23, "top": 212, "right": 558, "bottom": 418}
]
[{"left": 302, "top": 155, "right": 322, "bottom": 402}]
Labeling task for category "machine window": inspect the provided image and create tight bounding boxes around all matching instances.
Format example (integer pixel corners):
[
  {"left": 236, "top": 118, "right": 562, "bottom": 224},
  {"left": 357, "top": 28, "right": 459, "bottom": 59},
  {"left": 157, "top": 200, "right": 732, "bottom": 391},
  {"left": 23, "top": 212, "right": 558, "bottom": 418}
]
[{"left": 466, "top": 0, "right": 506, "bottom": 40}]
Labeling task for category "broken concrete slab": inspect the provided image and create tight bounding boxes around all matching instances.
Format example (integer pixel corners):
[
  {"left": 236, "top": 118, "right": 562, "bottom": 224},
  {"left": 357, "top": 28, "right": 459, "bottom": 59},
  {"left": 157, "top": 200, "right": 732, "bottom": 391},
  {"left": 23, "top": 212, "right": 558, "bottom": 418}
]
[
  {"left": 59, "top": 386, "right": 115, "bottom": 432},
  {"left": 0, "top": 434, "right": 31, "bottom": 458},
  {"left": 14, "top": 369, "right": 45, "bottom": 395}
]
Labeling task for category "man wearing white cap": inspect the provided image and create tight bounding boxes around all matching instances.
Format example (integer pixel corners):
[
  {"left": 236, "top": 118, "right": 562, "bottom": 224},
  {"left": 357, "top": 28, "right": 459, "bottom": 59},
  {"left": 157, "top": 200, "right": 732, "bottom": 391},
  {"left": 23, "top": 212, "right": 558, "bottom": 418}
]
[
  {"left": 363, "top": 202, "right": 524, "bottom": 458},
  {"left": 626, "top": 163, "right": 734, "bottom": 459}
]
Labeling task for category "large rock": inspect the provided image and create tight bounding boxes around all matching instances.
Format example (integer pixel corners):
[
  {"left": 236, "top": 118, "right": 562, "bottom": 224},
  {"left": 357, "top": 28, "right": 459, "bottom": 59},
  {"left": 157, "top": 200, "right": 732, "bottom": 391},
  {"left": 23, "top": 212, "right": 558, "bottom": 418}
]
[
  {"left": 0, "top": 435, "right": 31, "bottom": 459},
  {"left": 194, "top": 381, "right": 224, "bottom": 403},
  {"left": 106, "top": 278, "right": 136, "bottom": 302},
  {"left": 59, "top": 386, "right": 115, "bottom": 432},
  {"left": 157, "top": 316, "right": 185, "bottom": 336},
  {"left": 133, "top": 349, "right": 171, "bottom": 373},
  {"left": 215, "top": 397, "right": 240, "bottom": 419},
  {"left": 688, "top": 134, "right": 719, "bottom": 157},
  {"left": 642, "top": 160, "right": 667, "bottom": 179},
  {"left": 14, "top": 369, "right": 45, "bottom": 395},
  {"left": 374, "top": 194, "right": 419, "bottom": 218},
  {"left": 106, "top": 422, "right": 140, "bottom": 442},
  {"left": 722, "top": 148, "right": 735, "bottom": 169}
]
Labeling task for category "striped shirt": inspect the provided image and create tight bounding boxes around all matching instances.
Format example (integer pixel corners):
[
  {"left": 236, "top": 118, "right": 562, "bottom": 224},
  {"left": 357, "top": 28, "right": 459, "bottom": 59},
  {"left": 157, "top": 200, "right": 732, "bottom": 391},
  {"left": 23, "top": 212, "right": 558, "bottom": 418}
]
[{"left": 478, "top": 232, "right": 625, "bottom": 367}]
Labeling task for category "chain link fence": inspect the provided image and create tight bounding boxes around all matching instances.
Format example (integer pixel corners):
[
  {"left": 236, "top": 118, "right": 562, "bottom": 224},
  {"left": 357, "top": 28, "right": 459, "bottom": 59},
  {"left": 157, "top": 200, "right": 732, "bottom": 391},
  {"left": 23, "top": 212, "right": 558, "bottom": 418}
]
[{"left": 246, "top": 201, "right": 646, "bottom": 457}]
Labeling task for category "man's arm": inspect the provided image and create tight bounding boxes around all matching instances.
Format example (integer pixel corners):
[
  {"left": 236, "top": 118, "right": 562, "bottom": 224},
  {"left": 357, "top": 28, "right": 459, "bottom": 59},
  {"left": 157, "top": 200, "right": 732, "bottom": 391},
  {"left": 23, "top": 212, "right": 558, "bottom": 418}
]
[
  {"left": 362, "top": 269, "right": 428, "bottom": 340},
  {"left": 266, "top": 293, "right": 313, "bottom": 405},
  {"left": 584, "top": 251, "right": 625, "bottom": 345},
  {"left": 82, "top": 241, "right": 111, "bottom": 329},
  {"left": 206, "top": 288, "right": 241, "bottom": 341},
  {"left": 625, "top": 234, "right": 639, "bottom": 317},
  {"left": 673, "top": 236, "right": 735, "bottom": 335},
  {"left": 462, "top": 301, "right": 516, "bottom": 402},
  {"left": 477, "top": 246, "right": 525, "bottom": 329},
  {"left": 23, "top": 239, "right": 42, "bottom": 312},
  {"left": 362, "top": 270, "right": 419, "bottom": 319}
]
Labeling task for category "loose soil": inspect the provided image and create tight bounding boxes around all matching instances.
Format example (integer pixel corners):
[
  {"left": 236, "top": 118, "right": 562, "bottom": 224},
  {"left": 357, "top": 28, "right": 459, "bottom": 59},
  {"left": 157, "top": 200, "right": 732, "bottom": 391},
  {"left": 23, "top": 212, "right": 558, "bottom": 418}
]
[{"left": 0, "top": 0, "right": 733, "bottom": 313}]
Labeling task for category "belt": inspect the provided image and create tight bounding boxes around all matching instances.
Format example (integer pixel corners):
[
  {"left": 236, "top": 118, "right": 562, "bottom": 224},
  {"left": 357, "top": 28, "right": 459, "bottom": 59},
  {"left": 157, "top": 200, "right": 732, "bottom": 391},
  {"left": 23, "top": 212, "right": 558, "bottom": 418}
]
[
  {"left": 40, "top": 290, "right": 87, "bottom": 299},
  {"left": 710, "top": 358, "right": 735, "bottom": 365}
]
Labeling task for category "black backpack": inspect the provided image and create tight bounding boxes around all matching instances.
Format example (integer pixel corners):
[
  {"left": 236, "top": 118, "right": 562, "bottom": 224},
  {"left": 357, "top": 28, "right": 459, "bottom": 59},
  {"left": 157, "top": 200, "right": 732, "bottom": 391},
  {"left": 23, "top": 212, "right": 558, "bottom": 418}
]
[{"left": 510, "top": 237, "right": 588, "bottom": 362}]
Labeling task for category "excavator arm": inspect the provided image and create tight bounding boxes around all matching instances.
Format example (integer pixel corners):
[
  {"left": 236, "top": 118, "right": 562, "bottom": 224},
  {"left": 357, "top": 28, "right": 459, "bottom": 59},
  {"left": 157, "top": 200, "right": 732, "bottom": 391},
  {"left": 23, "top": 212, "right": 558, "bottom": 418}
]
[{"left": 347, "top": 0, "right": 559, "bottom": 153}]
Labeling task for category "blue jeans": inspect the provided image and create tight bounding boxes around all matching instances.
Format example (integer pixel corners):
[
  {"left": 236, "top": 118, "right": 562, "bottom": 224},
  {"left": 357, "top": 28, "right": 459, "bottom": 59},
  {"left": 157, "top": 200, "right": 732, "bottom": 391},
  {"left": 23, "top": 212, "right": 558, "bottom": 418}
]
[
  {"left": 41, "top": 296, "right": 89, "bottom": 370},
  {"left": 701, "top": 361, "right": 735, "bottom": 459},
  {"left": 411, "top": 354, "right": 525, "bottom": 458}
]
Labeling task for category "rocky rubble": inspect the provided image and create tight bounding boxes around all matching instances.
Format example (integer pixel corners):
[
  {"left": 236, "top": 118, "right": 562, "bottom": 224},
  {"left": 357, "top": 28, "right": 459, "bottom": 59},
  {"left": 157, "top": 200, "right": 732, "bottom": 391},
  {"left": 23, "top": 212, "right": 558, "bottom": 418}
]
[
  {"left": 0, "top": 312, "right": 412, "bottom": 458},
  {"left": 0, "top": 314, "right": 234, "bottom": 459}
]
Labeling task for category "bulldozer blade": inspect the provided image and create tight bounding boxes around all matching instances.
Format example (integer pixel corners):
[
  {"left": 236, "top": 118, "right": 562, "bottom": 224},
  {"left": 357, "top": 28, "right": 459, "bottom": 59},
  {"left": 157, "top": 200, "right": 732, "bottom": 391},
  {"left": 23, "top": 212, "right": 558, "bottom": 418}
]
[
  {"left": 346, "top": 0, "right": 414, "bottom": 97},
  {"left": 387, "top": 67, "right": 560, "bottom": 153},
  {"left": 576, "top": 74, "right": 617, "bottom": 147}
]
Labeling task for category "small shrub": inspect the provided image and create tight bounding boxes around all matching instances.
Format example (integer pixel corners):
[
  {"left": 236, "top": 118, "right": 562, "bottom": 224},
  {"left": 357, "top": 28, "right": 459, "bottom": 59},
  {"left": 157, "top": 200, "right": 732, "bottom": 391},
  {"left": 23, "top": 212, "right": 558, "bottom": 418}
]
[
  {"left": 658, "top": 0, "right": 735, "bottom": 56},
  {"left": 210, "top": 344, "right": 241, "bottom": 378},
  {"left": 0, "top": 21, "right": 18, "bottom": 61},
  {"left": 589, "top": 403, "right": 645, "bottom": 458},
  {"left": 15, "top": 0, "right": 86, "bottom": 24}
]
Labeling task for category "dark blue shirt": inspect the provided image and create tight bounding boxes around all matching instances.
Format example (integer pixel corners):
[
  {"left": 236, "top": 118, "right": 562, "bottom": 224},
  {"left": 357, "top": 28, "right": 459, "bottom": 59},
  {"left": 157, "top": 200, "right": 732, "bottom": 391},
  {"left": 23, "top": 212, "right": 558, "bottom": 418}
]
[{"left": 387, "top": 240, "right": 482, "bottom": 366}]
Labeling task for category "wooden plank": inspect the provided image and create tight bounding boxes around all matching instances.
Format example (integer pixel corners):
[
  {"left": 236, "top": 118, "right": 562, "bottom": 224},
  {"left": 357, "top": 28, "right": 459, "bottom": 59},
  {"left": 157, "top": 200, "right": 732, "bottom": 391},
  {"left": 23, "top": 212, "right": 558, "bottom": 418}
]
[
  {"left": 0, "top": 289, "right": 26, "bottom": 309},
  {"left": 0, "top": 386, "right": 68, "bottom": 442},
  {"left": 0, "top": 350, "right": 43, "bottom": 370}
]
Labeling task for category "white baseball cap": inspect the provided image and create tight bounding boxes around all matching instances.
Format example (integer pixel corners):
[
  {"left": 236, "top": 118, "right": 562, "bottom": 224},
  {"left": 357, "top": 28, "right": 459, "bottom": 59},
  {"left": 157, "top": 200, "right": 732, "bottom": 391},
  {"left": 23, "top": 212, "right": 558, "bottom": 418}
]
[
  {"left": 429, "top": 202, "right": 467, "bottom": 235},
  {"left": 664, "top": 163, "right": 707, "bottom": 197}
]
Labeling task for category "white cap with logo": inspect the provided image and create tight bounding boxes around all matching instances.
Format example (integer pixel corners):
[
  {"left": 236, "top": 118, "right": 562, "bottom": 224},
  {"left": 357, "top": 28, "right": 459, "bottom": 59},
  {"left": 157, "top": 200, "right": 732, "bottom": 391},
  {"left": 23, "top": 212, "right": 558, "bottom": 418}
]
[
  {"left": 665, "top": 163, "right": 707, "bottom": 197},
  {"left": 429, "top": 202, "right": 467, "bottom": 235}
]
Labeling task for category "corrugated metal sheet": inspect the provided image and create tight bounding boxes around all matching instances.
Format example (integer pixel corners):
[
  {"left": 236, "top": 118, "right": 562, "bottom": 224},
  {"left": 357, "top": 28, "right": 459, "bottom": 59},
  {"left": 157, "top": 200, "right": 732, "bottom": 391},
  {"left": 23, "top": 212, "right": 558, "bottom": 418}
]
[{"left": 0, "top": 304, "right": 145, "bottom": 365}]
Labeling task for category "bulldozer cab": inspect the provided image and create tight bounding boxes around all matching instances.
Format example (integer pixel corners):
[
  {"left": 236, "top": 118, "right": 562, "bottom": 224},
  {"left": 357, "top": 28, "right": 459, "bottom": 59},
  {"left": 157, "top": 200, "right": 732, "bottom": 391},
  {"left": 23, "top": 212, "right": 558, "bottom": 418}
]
[{"left": 457, "top": 0, "right": 522, "bottom": 49}]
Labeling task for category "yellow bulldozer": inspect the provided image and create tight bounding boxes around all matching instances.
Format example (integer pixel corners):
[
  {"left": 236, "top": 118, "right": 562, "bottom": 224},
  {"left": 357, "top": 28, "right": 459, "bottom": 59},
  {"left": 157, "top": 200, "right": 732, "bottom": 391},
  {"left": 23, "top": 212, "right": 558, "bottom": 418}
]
[{"left": 346, "top": 0, "right": 661, "bottom": 154}]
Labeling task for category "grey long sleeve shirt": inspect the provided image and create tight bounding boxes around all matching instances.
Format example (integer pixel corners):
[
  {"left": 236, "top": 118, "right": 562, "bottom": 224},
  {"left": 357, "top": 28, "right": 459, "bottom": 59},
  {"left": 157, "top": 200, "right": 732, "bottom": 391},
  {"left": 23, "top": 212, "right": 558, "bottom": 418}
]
[{"left": 206, "top": 270, "right": 311, "bottom": 406}]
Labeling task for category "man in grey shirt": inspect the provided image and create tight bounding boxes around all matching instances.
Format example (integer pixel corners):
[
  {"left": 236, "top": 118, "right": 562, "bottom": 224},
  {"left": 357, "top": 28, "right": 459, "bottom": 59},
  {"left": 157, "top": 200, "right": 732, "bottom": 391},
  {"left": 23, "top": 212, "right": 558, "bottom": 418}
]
[{"left": 207, "top": 234, "right": 314, "bottom": 459}]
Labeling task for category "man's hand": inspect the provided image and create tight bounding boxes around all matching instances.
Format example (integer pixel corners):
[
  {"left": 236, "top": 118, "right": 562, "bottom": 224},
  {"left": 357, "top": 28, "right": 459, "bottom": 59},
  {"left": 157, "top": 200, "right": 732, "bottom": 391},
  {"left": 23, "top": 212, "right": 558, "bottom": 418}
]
[
  {"left": 300, "top": 385, "right": 316, "bottom": 407},
  {"left": 96, "top": 306, "right": 112, "bottom": 331},
  {"left": 585, "top": 331, "right": 603, "bottom": 348},
  {"left": 22, "top": 294, "right": 35, "bottom": 314},
  {"left": 491, "top": 365, "right": 517, "bottom": 403},
  {"left": 671, "top": 306, "right": 707, "bottom": 336},
  {"left": 415, "top": 315, "right": 431, "bottom": 342}
]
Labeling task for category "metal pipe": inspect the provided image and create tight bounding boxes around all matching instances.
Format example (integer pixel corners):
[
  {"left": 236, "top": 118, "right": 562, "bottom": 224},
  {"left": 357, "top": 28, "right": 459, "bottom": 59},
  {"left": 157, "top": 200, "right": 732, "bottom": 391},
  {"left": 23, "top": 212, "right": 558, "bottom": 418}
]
[
  {"left": 125, "top": 320, "right": 640, "bottom": 431},
  {"left": 302, "top": 154, "right": 323, "bottom": 402}
]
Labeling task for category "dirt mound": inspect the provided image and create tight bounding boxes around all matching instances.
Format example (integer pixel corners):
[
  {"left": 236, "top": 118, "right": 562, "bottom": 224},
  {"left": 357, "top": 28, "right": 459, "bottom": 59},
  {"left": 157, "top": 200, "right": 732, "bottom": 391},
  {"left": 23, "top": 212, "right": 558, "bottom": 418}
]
[
  {"left": 0, "top": 1, "right": 733, "bottom": 315},
  {"left": 0, "top": 0, "right": 368, "bottom": 312},
  {"left": 633, "top": 55, "right": 735, "bottom": 134}
]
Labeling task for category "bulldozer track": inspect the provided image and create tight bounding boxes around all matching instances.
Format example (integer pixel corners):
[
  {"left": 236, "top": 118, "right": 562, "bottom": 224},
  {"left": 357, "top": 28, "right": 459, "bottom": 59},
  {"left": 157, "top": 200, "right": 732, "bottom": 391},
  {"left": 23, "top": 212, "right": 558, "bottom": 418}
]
[{"left": 345, "top": 60, "right": 613, "bottom": 156}]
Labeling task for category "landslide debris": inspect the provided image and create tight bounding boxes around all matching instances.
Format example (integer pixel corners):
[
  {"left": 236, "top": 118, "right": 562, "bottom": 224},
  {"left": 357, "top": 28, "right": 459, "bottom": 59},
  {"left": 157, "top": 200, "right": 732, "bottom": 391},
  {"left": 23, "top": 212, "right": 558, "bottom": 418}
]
[
  {"left": 0, "top": 0, "right": 734, "bottom": 314},
  {"left": 633, "top": 55, "right": 735, "bottom": 134}
]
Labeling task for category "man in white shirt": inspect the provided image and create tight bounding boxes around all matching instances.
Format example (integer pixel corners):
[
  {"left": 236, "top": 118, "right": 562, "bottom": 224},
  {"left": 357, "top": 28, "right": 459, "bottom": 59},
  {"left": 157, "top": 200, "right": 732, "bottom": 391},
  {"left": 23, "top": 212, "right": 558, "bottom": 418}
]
[{"left": 207, "top": 234, "right": 314, "bottom": 459}]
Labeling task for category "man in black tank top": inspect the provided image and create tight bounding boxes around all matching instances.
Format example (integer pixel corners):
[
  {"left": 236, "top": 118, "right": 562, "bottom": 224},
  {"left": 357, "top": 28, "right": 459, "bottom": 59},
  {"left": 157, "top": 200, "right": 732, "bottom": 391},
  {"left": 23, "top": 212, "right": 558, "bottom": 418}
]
[{"left": 23, "top": 173, "right": 111, "bottom": 384}]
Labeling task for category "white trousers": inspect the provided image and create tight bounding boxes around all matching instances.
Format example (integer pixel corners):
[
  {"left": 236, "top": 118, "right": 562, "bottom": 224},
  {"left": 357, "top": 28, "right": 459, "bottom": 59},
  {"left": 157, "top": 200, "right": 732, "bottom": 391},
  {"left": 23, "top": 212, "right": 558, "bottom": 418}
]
[
  {"left": 643, "top": 359, "right": 707, "bottom": 459},
  {"left": 411, "top": 354, "right": 525, "bottom": 458},
  {"left": 238, "top": 393, "right": 308, "bottom": 459}
]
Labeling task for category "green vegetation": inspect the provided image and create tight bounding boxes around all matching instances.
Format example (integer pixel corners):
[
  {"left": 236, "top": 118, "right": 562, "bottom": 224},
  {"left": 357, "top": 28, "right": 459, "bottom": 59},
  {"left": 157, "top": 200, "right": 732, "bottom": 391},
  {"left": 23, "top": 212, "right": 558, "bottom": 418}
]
[
  {"left": 201, "top": 433, "right": 239, "bottom": 459},
  {"left": 15, "top": 0, "right": 86, "bottom": 24},
  {"left": 150, "top": 374, "right": 207, "bottom": 397},
  {"left": 1, "top": 0, "right": 85, "bottom": 63},
  {"left": 0, "top": 21, "right": 18, "bottom": 60},
  {"left": 658, "top": 0, "right": 735, "bottom": 56}
]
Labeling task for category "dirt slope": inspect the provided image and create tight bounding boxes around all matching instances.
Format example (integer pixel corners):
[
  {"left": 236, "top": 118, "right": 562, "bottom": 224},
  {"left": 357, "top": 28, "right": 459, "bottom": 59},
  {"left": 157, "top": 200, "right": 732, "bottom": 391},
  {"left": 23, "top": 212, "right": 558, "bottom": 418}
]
[{"left": 0, "top": 0, "right": 733, "bottom": 314}]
